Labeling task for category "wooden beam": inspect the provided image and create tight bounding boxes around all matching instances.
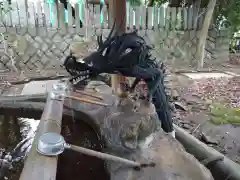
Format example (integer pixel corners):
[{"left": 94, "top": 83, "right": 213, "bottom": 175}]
[
  {"left": 19, "top": 91, "right": 64, "bottom": 180},
  {"left": 108, "top": 0, "right": 127, "bottom": 95}
]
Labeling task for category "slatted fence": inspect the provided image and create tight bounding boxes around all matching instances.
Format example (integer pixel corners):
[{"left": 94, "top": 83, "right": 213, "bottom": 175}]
[{"left": 0, "top": 1, "right": 206, "bottom": 31}]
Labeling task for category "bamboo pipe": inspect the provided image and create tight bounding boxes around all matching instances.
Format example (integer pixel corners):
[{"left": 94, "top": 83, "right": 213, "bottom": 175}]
[
  {"left": 20, "top": 88, "right": 64, "bottom": 180},
  {"left": 174, "top": 124, "right": 240, "bottom": 180}
]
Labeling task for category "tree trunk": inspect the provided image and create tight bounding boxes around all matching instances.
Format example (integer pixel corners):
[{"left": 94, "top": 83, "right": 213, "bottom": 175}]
[{"left": 195, "top": 0, "right": 216, "bottom": 68}]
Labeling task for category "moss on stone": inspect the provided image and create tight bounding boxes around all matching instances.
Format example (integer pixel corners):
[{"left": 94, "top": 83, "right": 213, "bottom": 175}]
[{"left": 209, "top": 103, "right": 240, "bottom": 125}]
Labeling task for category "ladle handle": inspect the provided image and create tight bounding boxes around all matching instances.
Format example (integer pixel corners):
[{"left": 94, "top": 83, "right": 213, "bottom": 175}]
[{"left": 66, "top": 144, "right": 141, "bottom": 167}]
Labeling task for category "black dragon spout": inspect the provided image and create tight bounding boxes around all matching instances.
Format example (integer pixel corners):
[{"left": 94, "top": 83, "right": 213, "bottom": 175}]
[{"left": 63, "top": 26, "right": 174, "bottom": 136}]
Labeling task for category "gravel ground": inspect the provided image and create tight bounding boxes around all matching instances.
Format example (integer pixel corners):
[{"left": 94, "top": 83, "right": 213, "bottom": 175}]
[{"left": 171, "top": 73, "right": 240, "bottom": 164}]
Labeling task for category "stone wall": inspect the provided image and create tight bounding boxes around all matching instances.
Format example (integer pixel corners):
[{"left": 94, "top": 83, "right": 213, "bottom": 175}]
[
  {"left": 0, "top": 27, "right": 93, "bottom": 73},
  {"left": 151, "top": 29, "right": 230, "bottom": 68},
  {"left": 0, "top": 27, "right": 230, "bottom": 74},
  {"left": 208, "top": 30, "right": 230, "bottom": 63}
]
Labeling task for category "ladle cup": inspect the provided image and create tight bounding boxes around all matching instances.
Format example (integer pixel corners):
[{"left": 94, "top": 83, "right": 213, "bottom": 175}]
[{"left": 36, "top": 132, "right": 154, "bottom": 169}]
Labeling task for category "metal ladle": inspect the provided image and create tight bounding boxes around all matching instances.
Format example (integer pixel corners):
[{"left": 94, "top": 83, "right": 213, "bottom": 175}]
[{"left": 36, "top": 132, "right": 155, "bottom": 169}]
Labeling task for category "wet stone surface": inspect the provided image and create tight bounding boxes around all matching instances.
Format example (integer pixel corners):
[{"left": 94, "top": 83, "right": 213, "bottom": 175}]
[{"left": 0, "top": 80, "right": 215, "bottom": 180}]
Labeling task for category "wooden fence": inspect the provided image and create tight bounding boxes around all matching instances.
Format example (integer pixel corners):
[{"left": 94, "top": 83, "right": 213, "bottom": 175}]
[{"left": 0, "top": 1, "right": 206, "bottom": 31}]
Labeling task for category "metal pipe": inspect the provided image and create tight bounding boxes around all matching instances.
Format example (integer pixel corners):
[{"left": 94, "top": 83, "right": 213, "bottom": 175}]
[{"left": 174, "top": 124, "right": 240, "bottom": 180}]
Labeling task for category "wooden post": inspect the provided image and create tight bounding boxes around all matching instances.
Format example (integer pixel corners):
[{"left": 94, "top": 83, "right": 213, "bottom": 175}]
[
  {"left": 19, "top": 82, "right": 66, "bottom": 180},
  {"left": 108, "top": 0, "right": 127, "bottom": 95}
]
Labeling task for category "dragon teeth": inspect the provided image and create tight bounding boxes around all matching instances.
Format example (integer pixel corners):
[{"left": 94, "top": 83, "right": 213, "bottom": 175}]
[{"left": 74, "top": 75, "right": 87, "bottom": 84}]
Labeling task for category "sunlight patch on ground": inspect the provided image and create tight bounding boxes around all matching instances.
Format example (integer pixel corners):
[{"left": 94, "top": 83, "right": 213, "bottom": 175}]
[
  {"left": 21, "top": 80, "right": 60, "bottom": 95},
  {"left": 182, "top": 72, "right": 237, "bottom": 79}
]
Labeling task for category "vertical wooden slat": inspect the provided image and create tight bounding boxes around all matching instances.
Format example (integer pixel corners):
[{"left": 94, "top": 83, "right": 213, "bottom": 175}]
[
  {"left": 52, "top": 3, "right": 58, "bottom": 28},
  {"left": 88, "top": 5, "right": 94, "bottom": 30},
  {"left": 24, "top": 0, "right": 29, "bottom": 26},
  {"left": 82, "top": 2, "right": 86, "bottom": 27},
  {"left": 5, "top": 1, "right": 12, "bottom": 26},
  {"left": 176, "top": 7, "right": 183, "bottom": 30},
  {"left": 171, "top": 7, "right": 177, "bottom": 30},
  {"left": 165, "top": 7, "right": 170, "bottom": 30},
  {"left": 18, "top": 0, "right": 27, "bottom": 26},
  {"left": 79, "top": 2, "right": 84, "bottom": 27},
  {"left": 75, "top": 3, "right": 81, "bottom": 32},
  {"left": 36, "top": 1, "right": 43, "bottom": 27},
  {"left": 5, "top": 2, "right": 15, "bottom": 27},
  {"left": 84, "top": 2, "right": 91, "bottom": 39},
  {"left": 43, "top": 3, "right": 51, "bottom": 27},
  {"left": 67, "top": 3, "right": 73, "bottom": 27},
  {"left": 154, "top": 6, "right": 158, "bottom": 30},
  {"left": 188, "top": 7, "right": 193, "bottom": 30},
  {"left": 9, "top": 3, "right": 13, "bottom": 27},
  {"left": 15, "top": 1, "right": 21, "bottom": 27},
  {"left": 27, "top": 2, "right": 34, "bottom": 27},
  {"left": 91, "top": 5, "right": 96, "bottom": 29},
  {"left": 102, "top": 4, "right": 108, "bottom": 28},
  {"left": 183, "top": 7, "right": 188, "bottom": 30},
  {"left": 59, "top": 3, "right": 66, "bottom": 31},
  {"left": 129, "top": 6, "right": 134, "bottom": 30},
  {"left": 147, "top": 6, "right": 153, "bottom": 30},
  {"left": 126, "top": 2, "right": 129, "bottom": 29},
  {"left": 32, "top": 2, "right": 38, "bottom": 28},
  {"left": 159, "top": 6, "right": 164, "bottom": 29},
  {"left": 140, "top": 6, "right": 146, "bottom": 30},
  {"left": 94, "top": 5, "right": 101, "bottom": 29},
  {"left": 132, "top": 7, "right": 136, "bottom": 29},
  {"left": 42, "top": 3, "right": 47, "bottom": 27},
  {"left": 135, "top": 6, "right": 140, "bottom": 29}
]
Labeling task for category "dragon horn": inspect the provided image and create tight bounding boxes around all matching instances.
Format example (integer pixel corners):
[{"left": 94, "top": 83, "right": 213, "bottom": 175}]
[
  {"left": 98, "top": 21, "right": 116, "bottom": 51},
  {"left": 97, "top": 35, "right": 103, "bottom": 48}
]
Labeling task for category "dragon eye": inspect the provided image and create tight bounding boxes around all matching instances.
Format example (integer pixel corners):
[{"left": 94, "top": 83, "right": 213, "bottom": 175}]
[
  {"left": 125, "top": 48, "right": 132, "bottom": 54},
  {"left": 121, "top": 48, "right": 132, "bottom": 56}
]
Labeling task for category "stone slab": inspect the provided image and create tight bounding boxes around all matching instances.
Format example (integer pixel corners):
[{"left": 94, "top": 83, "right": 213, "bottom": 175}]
[{"left": 21, "top": 80, "right": 60, "bottom": 95}]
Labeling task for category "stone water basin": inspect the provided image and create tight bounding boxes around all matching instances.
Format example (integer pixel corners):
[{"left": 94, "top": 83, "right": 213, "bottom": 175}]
[{"left": 0, "top": 80, "right": 214, "bottom": 180}]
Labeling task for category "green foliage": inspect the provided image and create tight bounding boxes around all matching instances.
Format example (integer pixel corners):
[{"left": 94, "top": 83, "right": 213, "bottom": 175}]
[
  {"left": 129, "top": 0, "right": 168, "bottom": 6},
  {"left": 215, "top": 0, "right": 240, "bottom": 35},
  {"left": 209, "top": 103, "right": 240, "bottom": 125},
  {"left": 0, "top": 0, "right": 12, "bottom": 26},
  {"left": 128, "top": 0, "right": 142, "bottom": 6}
]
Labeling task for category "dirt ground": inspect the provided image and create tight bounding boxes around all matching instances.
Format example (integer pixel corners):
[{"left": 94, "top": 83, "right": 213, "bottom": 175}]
[{"left": 168, "top": 62, "right": 240, "bottom": 164}]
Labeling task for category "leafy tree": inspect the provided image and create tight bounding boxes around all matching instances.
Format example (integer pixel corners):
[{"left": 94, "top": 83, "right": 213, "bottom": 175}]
[
  {"left": 138, "top": 0, "right": 240, "bottom": 34},
  {"left": 215, "top": 0, "right": 240, "bottom": 34}
]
